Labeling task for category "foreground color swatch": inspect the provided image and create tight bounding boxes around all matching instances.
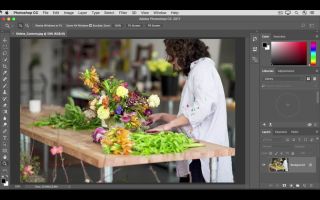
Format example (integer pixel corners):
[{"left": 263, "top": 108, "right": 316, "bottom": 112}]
[{"left": 271, "top": 41, "right": 307, "bottom": 65}]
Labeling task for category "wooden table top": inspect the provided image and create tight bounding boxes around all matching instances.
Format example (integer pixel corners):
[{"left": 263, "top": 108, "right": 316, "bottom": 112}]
[{"left": 20, "top": 105, "right": 235, "bottom": 168}]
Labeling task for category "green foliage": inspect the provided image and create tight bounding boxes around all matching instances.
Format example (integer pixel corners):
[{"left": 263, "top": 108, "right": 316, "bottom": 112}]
[
  {"left": 220, "top": 63, "right": 235, "bottom": 81},
  {"left": 102, "top": 77, "right": 124, "bottom": 97},
  {"left": 33, "top": 97, "right": 101, "bottom": 130},
  {"left": 131, "top": 131, "right": 204, "bottom": 155}
]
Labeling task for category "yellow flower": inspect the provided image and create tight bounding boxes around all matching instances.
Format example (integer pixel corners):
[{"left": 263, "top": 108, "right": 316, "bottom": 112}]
[
  {"left": 146, "top": 60, "right": 157, "bottom": 72},
  {"left": 147, "top": 94, "right": 160, "bottom": 108},
  {"left": 130, "top": 116, "right": 141, "bottom": 128},
  {"left": 97, "top": 106, "right": 110, "bottom": 120},
  {"left": 116, "top": 86, "right": 129, "bottom": 98},
  {"left": 158, "top": 59, "right": 170, "bottom": 72}
]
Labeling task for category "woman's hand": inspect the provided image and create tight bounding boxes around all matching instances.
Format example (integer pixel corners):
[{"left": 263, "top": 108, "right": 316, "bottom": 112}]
[
  {"left": 147, "top": 115, "right": 190, "bottom": 133},
  {"left": 146, "top": 123, "right": 172, "bottom": 133},
  {"left": 148, "top": 113, "right": 163, "bottom": 124}
]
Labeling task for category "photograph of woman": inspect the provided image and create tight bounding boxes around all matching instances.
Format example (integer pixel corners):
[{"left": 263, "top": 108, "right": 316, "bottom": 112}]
[{"left": 147, "top": 39, "right": 234, "bottom": 183}]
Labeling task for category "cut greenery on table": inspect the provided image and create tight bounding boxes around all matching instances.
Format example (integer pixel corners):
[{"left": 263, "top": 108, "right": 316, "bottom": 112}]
[
  {"left": 131, "top": 131, "right": 204, "bottom": 155},
  {"left": 97, "top": 127, "right": 204, "bottom": 155},
  {"left": 33, "top": 97, "right": 101, "bottom": 130}
]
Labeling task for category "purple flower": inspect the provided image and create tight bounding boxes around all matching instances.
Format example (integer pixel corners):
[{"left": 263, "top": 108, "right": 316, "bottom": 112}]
[
  {"left": 127, "top": 91, "right": 139, "bottom": 106},
  {"left": 92, "top": 127, "right": 106, "bottom": 143},
  {"left": 115, "top": 105, "right": 123, "bottom": 115},
  {"left": 144, "top": 109, "right": 152, "bottom": 116}
]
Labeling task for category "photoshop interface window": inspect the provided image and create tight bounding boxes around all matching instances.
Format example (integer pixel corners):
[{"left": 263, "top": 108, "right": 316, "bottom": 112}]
[{"left": 0, "top": 10, "right": 319, "bottom": 189}]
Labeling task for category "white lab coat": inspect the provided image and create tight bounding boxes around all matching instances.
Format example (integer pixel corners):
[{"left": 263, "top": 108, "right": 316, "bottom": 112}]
[{"left": 176, "top": 57, "right": 234, "bottom": 183}]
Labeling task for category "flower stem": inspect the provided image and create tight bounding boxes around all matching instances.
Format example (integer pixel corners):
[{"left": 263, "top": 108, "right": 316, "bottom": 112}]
[
  {"left": 59, "top": 153, "right": 69, "bottom": 183},
  {"left": 52, "top": 155, "right": 57, "bottom": 183}
]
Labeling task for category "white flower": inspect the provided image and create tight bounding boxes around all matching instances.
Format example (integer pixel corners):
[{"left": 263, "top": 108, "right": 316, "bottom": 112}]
[
  {"left": 84, "top": 109, "right": 96, "bottom": 119},
  {"left": 147, "top": 94, "right": 160, "bottom": 108},
  {"left": 98, "top": 95, "right": 106, "bottom": 105},
  {"left": 89, "top": 98, "right": 98, "bottom": 110}
]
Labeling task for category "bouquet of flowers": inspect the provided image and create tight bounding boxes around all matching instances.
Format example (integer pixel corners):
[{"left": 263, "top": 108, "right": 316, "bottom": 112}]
[{"left": 80, "top": 66, "right": 160, "bottom": 131}]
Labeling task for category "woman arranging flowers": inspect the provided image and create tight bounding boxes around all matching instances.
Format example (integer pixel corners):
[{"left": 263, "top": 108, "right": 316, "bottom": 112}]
[{"left": 147, "top": 39, "right": 233, "bottom": 183}]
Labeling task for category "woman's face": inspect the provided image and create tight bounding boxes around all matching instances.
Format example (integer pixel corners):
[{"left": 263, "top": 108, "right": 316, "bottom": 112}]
[{"left": 167, "top": 55, "right": 181, "bottom": 72}]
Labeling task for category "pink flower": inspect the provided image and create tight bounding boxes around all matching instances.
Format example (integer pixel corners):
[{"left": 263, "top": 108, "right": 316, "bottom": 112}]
[
  {"left": 120, "top": 115, "right": 131, "bottom": 123},
  {"left": 128, "top": 112, "right": 136, "bottom": 116},
  {"left": 92, "top": 127, "right": 106, "bottom": 143},
  {"left": 23, "top": 165, "right": 34, "bottom": 176},
  {"left": 120, "top": 112, "right": 137, "bottom": 123},
  {"left": 50, "top": 146, "right": 63, "bottom": 155},
  {"left": 56, "top": 146, "right": 63, "bottom": 154},
  {"left": 121, "top": 82, "right": 129, "bottom": 88}
]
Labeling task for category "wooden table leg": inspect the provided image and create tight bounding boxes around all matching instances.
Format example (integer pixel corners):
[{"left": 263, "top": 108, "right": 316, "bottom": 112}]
[{"left": 100, "top": 167, "right": 113, "bottom": 183}]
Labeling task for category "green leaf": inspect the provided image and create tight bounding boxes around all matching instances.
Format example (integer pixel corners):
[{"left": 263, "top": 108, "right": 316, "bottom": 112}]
[
  {"left": 32, "top": 97, "right": 101, "bottom": 130},
  {"left": 103, "top": 80, "right": 111, "bottom": 93}
]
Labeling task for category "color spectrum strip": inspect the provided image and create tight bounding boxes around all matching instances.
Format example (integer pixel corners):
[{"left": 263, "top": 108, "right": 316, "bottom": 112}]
[
  {"left": 310, "top": 41, "right": 317, "bottom": 66},
  {"left": 271, "top": 41, "right": 307, "bottom": 65}
]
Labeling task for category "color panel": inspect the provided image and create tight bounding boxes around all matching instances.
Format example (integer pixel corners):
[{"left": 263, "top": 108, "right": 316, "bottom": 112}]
[
  {"left": 310, "top": 41, "right": 316, "bottom": 66},
  {"left": 271, "top": 41, "right": 307, "bottom": 65}
]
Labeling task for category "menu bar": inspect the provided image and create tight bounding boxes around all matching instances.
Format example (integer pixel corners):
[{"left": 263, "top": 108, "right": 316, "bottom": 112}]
[{"left": 0, "top": 10, "right": 319, "bottom": 16}]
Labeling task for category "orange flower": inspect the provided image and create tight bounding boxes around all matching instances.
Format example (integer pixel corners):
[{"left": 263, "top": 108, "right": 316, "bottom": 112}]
[
  {"left": 102, "top": 96, "right": 109, "bottom": 108},
  {"left": 101, "top": 137, "right": 113, "bottom": 146},
  {"left": 143, "top": 104, "right": 149, "bottom": 110},
  {"left": 113, "top": 95, "right": 121, "bottom": 103},
  {"left": 100, "top": 127, "right": 133, "bottom": 155},
  {"left": 92, "top": 85, "right": 100, "bottom": 94},
  {"left": 80, "top": 66, "right": 100, "bottom": 89}
]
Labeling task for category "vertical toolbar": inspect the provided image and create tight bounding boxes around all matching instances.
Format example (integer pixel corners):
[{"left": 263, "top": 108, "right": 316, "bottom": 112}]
[{"left": 0, "top": 33, "right": 9, "bottom": 188}]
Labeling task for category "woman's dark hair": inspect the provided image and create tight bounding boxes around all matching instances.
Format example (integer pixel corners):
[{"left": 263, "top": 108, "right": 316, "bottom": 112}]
[{"left": 164, "top": 39, "right": 210, "bottom": 76}]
